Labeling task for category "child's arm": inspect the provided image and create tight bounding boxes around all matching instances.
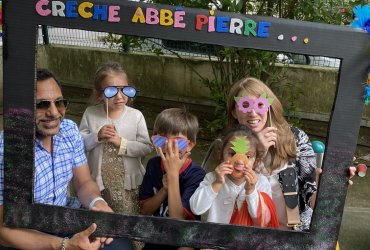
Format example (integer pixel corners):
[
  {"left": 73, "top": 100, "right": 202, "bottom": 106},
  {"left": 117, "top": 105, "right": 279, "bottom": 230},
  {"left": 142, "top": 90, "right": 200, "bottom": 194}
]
[
  {"left": 189, "top": 172, "right": 217, "bottom": 215},
  {"left": 190, "top": 162, "right": 232, "bottom": 216},
  {"left": 159, "top": 140, "right": 191, "bottom": 219},
  {"left": 139, "top": 159, "right": 168, "bottom": 215},
  {"left": 117, "top": 114, "right": 152, "bottom": 157},
  {"left": 245, "top": 174, "right": 275, "bottom": 227},
  {"left": 243, "top": 167, "right": 259, "bottom": 218},
  {"left": 140, "top": 187, "right": 168, "bottom": 215},
  {"left": 79, "top": 112, "right": 116, "bottom": 151}
]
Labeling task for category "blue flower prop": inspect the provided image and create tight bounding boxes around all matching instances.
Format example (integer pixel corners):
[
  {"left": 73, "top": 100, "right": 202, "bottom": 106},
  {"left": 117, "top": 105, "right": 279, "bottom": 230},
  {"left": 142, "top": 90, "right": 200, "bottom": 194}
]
[{"left": 351, "top": 5, "right": 370, "bottom": 34}]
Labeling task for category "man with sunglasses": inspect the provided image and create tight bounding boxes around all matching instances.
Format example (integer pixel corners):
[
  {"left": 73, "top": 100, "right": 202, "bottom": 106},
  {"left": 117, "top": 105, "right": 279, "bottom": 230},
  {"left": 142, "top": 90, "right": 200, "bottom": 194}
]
[{"left": 0, "top": 69, "right": 121, "bottom": 249}]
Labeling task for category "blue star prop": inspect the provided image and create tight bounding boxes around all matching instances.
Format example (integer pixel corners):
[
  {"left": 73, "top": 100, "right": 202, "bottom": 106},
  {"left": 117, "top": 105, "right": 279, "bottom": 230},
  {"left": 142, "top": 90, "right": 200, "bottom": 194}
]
[{"left": 351, "top": 5, "right": 370, "bottom": 34}]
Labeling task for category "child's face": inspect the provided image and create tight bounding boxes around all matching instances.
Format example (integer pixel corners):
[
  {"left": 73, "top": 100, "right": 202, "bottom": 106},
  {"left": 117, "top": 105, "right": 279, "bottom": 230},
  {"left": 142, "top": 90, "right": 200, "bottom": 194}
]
[
  {"left": 152, "top": 133, "right": 195, "bottom": 156},
  {"left": 222, "top": 137, "right": 256, "bottom": 180},
  {"left": 100, "top": 73, "right": 129, "bottom": 111}
]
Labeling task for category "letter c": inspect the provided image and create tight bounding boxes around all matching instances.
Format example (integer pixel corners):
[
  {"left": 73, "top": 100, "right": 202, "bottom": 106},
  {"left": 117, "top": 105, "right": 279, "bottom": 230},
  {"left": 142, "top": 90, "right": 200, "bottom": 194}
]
[
  {"left": 36, "top": 0, "right": 51, "bottom": 16},
  {"left": 78, "top": 2, "right": 93, "bottom": 18}
]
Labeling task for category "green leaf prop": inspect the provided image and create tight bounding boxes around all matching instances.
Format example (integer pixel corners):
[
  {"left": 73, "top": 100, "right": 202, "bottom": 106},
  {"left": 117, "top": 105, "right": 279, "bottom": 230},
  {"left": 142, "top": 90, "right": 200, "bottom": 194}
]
[{"left": 231, "top": 136, "right": 249, "bottom": 154}]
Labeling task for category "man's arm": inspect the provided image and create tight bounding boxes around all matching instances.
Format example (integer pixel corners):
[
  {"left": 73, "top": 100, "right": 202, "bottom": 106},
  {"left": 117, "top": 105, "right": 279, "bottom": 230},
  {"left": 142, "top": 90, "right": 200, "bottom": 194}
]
[
  {"left": 72, "top": 163, "right": 112, "bottom": 212},
  {"left": 0, "top": 205, "right": 63, "bottom": 249},
  {"left": 0, "top": 206, "right": 102, "bottom": 249}
]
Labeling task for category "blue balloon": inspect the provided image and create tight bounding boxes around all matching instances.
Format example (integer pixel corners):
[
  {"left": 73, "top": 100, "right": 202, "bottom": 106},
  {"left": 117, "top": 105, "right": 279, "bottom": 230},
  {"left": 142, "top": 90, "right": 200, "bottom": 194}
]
[{"left": 311, "top": 140, "right": 325, "bottom": 153}]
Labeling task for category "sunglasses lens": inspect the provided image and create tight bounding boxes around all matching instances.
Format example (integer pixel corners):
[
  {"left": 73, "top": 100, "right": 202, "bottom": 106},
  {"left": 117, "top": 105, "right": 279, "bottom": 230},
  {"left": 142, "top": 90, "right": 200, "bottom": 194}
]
[
  {"left": 55, "top": 99, "right": 68, "bottom": 109},
  {"left": 177, "top": 139, "right": 188, "bottom": 150},
  {"left": 152, "top": 135, "right": 166, "bottom": 148},
  {"left": 123, "top": 86, "right": 137, "bottom": 98},
  {"left": 36, "top": 101, "right": 51, "bottom": 109},
  {"left": 36, "top": 99, "right": 68, "bottom": 109},
  {"left": 104, "top": 86, "right": 118, "bottom": 98}
]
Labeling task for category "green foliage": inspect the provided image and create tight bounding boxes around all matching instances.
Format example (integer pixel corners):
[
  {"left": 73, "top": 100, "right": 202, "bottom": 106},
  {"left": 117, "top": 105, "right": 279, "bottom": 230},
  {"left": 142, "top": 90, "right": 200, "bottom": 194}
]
[
  {"left": 269, "top": 80, "right": 305, "bottom": 127},
  {"left": 99, "top": 34, "right": 147, "bottom": 53}
]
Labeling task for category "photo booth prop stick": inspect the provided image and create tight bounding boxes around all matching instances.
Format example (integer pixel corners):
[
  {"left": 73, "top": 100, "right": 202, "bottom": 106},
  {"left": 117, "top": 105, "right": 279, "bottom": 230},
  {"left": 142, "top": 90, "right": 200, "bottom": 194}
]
[
  {"left": 312, "top": 140, "right": 325, "bottom": 168},
  {"left": 103, "top": 85, "right": 137, "bottom": 122},
  {"left": 235, "top": 92, "right": 275, "bottom": 146}
]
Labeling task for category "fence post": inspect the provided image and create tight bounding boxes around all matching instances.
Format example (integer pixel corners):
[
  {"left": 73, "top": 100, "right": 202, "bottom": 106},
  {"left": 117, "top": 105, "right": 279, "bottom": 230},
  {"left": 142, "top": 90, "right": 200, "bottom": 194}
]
[{"left": 41, "top": 25, "right": 49, "bottom": 45}]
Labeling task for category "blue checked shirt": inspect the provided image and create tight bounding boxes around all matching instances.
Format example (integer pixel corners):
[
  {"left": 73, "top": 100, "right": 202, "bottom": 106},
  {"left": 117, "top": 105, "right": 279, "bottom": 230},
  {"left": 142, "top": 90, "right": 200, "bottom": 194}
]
[{"left": 0, "top": 119, "right": 87, "bottom": 206}]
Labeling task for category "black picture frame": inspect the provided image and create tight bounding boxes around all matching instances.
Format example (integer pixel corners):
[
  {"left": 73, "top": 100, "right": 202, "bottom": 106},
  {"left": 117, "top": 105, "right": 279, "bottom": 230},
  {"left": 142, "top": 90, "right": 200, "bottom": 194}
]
[{"left": 3, "top": 0, "right": 370, "bottom": 249}]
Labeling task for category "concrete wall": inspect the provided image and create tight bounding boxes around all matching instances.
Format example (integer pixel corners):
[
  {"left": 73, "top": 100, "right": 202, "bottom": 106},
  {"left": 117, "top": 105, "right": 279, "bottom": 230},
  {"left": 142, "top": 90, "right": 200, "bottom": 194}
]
[{"left": 36, "top": 45, "right": 214, "bottom": 106}]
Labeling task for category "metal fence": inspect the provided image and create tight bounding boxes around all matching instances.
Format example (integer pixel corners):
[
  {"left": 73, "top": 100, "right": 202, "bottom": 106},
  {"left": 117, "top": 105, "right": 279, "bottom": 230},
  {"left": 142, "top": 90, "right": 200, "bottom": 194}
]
[{"left": 37, "top": 26, "right": 340, "bottom": 68}]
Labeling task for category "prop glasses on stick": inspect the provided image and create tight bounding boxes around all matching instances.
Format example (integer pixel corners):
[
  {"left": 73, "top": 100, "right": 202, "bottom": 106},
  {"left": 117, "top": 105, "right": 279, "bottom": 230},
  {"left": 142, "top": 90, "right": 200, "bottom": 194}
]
[
  {"left": 103, "top": 86, "right": 137, "bottom": 122},
  {"left": 103, "top": 86, "right": 137, "bottom": 99}
]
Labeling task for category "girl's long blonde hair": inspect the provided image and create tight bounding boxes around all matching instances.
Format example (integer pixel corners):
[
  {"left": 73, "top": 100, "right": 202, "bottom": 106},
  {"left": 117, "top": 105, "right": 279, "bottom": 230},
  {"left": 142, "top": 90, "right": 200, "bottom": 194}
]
[{"left": 227, "top": 77, "right": 296, "bottom": 171}]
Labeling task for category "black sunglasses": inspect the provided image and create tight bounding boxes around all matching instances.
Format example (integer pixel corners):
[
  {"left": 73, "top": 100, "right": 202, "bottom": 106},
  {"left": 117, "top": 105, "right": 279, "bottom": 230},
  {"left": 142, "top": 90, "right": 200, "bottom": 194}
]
[{"left": 36, "top": 99, "right": 69, "bottom": 110}]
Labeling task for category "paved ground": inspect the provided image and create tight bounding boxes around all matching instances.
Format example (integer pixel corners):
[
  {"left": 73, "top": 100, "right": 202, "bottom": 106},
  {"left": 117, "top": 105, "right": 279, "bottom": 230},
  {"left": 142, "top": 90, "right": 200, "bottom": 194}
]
[{"left": 338, "top": 172, "right": 370, "bottom": 250}]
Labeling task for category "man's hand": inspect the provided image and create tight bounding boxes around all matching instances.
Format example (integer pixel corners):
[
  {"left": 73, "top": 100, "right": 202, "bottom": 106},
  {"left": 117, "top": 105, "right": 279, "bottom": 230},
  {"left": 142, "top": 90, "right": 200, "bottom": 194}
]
[
  {"left": 67, "top": 223, "right": 105, "bottom": 249},
  {"left": 90, "top": 200, "right": 113, "bottom": 213}
]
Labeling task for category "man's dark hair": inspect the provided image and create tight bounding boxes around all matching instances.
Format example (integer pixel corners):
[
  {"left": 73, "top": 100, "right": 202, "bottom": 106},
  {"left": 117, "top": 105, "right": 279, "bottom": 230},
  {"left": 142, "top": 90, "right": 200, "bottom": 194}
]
[{"left": 36, "top": 68, "right": 61, "bottom": 87}]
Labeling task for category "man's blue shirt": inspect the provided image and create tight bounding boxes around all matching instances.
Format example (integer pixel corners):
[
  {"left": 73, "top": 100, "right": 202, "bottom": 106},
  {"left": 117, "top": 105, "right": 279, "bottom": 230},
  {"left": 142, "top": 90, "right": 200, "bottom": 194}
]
[{"left": 0, "top": 119, "right": 87, "bottom": 206}]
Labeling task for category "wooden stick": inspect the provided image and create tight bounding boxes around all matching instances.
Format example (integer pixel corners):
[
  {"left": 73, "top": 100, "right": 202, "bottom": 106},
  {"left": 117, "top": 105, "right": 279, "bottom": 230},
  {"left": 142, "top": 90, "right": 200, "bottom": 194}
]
[{"left": 106, "top": 98, "right": 109, "bottom": 124}]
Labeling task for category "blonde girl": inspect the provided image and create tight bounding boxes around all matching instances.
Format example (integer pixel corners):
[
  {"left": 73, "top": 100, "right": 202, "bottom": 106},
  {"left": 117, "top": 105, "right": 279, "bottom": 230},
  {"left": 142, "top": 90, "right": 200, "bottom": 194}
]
[{"left": 79, "top": 61, "right": 151, "bottom": 215}]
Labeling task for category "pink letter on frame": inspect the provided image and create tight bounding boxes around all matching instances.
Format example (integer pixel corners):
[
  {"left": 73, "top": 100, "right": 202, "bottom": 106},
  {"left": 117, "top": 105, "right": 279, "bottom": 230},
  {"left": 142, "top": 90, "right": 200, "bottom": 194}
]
[
  {"left": 146, "top": 8, "right": 159, "bottom": 24},
  {"left": 108, "top": 6, "right": 120, "bottom": 22},
  {"left": 36, "top": 0, "right": 51, "bottom": 16},
  {"left": 174, "top": 11, "right": 186, "bottom": 28}
]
